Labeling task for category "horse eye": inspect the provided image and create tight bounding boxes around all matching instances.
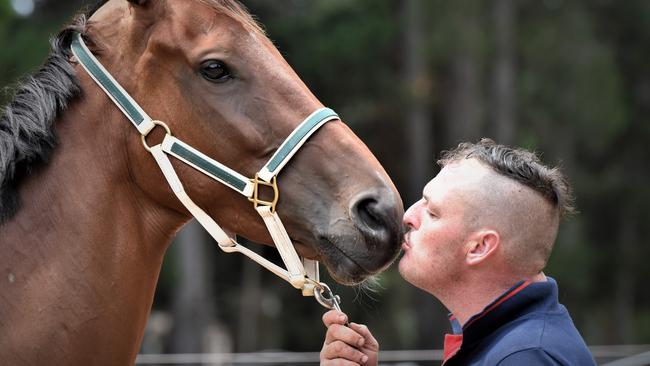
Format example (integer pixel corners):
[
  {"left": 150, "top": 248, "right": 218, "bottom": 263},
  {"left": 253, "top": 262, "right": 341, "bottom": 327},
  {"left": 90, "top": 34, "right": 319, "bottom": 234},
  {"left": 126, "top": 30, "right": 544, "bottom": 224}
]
[{"left": 200, "top": 60, "right": 231, "bottom": 82}]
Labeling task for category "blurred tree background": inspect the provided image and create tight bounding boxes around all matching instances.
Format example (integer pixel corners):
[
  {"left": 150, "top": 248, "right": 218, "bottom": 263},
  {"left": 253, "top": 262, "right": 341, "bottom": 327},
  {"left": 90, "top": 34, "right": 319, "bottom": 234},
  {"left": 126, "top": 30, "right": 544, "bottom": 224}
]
[{"left": 2, "top": 0, "right": 649, "bottom": 360}]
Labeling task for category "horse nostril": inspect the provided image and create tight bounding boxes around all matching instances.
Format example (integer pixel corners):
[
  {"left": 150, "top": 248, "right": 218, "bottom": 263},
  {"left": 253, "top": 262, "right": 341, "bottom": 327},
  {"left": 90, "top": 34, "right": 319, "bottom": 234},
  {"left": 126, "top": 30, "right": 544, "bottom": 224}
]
[
  {"left": 351, "top": 190, "right": 403, "bottom": 237},
  {"left": 354, "top": 196, "right": 383, "bottom": 232},
  {"left": 348, "top": 190, "right": 404, "bottom": 269}
]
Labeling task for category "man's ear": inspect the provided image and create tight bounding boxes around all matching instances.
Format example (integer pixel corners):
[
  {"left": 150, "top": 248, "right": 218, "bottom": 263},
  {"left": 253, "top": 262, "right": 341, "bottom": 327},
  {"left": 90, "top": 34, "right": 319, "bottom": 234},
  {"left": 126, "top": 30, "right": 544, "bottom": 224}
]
[{"left": 465, "top": 230, "right": 500, "bottom": 266}]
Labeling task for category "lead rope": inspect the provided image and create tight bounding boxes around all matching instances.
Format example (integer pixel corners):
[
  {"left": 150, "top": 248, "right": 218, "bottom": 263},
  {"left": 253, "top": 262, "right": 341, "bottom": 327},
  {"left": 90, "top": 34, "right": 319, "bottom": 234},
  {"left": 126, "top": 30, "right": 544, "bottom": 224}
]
[{"left": 70, "top": 33, "right": 343, "bottom": 310}]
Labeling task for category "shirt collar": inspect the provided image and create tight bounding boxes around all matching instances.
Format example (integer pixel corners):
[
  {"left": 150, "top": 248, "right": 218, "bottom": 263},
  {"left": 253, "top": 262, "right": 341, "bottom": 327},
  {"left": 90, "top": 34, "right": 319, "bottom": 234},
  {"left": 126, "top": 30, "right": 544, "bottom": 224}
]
[
  {"left": 462, "top": 279, "right": 533, "bottom": 329},
  {"left": 444, "top": 277, "right": 560, "bottom": 359},
  {"left": 442, "top": 280, "right": 533, "bottom": 364}
]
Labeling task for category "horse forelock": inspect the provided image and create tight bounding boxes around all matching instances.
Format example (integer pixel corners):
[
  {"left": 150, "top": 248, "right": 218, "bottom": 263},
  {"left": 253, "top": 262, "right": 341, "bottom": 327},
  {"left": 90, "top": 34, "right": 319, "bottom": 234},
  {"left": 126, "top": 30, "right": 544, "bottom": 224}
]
[{"left": 196, "top": 0, "right": 266, "bottom": 36}]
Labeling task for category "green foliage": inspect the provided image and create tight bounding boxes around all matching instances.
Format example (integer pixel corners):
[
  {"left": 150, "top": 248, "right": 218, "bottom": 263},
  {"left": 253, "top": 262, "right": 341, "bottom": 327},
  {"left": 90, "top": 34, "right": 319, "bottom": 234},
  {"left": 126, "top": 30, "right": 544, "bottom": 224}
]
[
  {"left": 0, "top": 0, "right": 88, "bottom": 105},
  {"left": 519, "top": 1, "right": 626, "bottom": 156},
  {"left": 0, "top": 0, "right": 10, "bottom": 20},
  {"left": 248, "top": 0, "right": 650, "bottom": 348},
  {"left": 254, "top": 0, "right": 400, "bottom": 118}
]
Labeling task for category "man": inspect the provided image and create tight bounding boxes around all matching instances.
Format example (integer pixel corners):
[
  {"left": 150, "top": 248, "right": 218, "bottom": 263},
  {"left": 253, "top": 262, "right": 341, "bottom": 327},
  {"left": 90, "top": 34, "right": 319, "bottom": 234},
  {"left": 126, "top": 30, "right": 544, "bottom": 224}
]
[{"left": 320, "top": 139, "right": 596, "bottom": 365}]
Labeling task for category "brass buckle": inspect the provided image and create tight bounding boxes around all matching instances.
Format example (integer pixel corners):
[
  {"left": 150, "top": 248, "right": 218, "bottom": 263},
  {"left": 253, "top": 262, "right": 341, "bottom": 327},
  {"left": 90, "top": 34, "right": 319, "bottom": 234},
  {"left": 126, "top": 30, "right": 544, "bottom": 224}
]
[{"left": 248, "top": 173, "right": 279, "bottom": 213}]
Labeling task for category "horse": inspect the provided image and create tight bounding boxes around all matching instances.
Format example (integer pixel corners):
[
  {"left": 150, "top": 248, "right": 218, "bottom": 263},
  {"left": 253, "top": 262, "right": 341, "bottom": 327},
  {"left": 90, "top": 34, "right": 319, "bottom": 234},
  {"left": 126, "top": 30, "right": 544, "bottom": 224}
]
[{"left": 0, "top": 0, "right": 404, "bottom": 364}]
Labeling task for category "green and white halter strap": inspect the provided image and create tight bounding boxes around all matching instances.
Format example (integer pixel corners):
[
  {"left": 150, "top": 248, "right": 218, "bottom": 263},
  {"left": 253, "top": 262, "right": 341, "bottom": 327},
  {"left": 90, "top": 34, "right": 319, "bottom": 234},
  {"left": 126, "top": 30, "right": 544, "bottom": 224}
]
[{"left": 71, "top": 33, "right": 342, "bottom": 310}]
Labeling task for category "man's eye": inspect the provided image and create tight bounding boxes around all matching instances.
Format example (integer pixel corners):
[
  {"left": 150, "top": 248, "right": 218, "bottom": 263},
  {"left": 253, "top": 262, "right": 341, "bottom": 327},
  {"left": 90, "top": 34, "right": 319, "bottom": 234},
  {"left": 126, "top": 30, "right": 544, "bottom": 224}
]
[{"left": 200, "top": 60, "right": 232, "bottom": 83}]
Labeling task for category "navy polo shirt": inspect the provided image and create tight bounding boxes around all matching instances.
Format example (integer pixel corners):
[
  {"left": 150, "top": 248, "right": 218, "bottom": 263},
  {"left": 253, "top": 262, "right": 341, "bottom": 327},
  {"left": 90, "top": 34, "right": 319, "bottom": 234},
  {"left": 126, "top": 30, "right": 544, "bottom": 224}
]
[{"left": 442, "top": 277, "right": 596, "bottom": 365}]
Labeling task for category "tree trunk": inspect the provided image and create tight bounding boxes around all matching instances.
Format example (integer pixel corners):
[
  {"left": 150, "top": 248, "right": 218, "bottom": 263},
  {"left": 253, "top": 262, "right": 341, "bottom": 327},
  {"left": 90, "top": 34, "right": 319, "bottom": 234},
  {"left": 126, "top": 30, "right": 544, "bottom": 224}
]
[
  {"left": 403, "top": 0, "right": 441, "bottom": 349},
  {"left": 404, "top": 0, "right": 434, "bottom": 204},
  {"left": 614, "top": 204, "right": 636, "bottom": 343},
  {"left": 492, "top": 0, "right": 516, "bottom": 144},
  {"left": 171, "top": 220, "right": 219, "bottom": 359},
  {"left": 446, "top": 0, "right": 483, "bottom": 145},
  {"left": 236, "top": 246, "right": 263, "bottom": 352}
]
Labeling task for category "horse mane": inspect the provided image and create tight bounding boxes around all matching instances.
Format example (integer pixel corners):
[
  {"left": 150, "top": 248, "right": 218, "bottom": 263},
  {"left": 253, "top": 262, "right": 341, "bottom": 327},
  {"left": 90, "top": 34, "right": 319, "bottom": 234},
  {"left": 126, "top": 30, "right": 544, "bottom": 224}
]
[
  {"left": 0, "top": 0, "right": 259, "bottom": 224},
  {"left": 0, "top": 4, "right": 104, "bottom": 224}
]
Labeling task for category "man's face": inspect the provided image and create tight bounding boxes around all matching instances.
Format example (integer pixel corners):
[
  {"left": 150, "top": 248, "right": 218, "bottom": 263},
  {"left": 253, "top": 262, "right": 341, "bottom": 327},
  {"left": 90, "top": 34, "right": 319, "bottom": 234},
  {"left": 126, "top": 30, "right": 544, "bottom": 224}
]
[{"left": 398, "top": 160, "right": 485, "bottom": 293}]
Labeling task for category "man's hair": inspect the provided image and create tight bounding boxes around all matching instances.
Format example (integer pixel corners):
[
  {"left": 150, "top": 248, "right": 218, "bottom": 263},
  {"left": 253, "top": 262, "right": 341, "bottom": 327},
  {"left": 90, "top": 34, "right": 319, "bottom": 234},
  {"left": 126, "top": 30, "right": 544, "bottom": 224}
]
[
  {"left": 438, "top": 138, "right": 575, "bottom": 217},
  {"left": 438, "top": 138, "right": 575, "bottom": 275}
]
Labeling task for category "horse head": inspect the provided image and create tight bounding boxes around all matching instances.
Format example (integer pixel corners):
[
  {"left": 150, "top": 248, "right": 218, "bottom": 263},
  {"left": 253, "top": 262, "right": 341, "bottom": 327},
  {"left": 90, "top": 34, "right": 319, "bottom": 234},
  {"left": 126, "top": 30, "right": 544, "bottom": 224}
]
[{"left": 83, "top": 0, "right": 404, "bottom": 285}]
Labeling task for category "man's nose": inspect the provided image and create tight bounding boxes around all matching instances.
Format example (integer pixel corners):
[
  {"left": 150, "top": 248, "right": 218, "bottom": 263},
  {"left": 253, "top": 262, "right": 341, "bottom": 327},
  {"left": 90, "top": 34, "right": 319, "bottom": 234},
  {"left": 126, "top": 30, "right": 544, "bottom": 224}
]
[{"left": 402, "top": 200, "right": 420, "bottom": 229}]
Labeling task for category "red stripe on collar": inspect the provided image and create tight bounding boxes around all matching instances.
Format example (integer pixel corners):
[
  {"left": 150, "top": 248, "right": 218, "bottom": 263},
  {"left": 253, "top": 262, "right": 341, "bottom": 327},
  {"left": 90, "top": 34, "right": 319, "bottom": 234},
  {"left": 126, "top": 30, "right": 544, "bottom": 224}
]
[
  {"left": 442, "top": 280, "right": 534, "bottom": 364},
  {"left": 464, "top": 280, "right": 533, "bottom": 329},
  {"left": 442, "top": 333, "right": 463, "bottom": 364}
]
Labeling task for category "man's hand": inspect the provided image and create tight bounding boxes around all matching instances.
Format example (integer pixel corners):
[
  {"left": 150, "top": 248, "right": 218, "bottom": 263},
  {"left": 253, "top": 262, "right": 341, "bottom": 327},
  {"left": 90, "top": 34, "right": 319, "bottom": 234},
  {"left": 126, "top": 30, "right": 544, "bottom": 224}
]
[{"left": 320, "top": 310, "right": 379, "bottom": 366}]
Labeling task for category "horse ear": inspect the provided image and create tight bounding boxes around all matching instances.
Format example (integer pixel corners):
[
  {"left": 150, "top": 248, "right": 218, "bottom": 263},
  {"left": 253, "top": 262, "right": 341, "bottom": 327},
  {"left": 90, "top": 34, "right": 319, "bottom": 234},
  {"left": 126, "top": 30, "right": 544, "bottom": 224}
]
[{"left": 127, "top": 0, "right": 148, "bottom": 5}]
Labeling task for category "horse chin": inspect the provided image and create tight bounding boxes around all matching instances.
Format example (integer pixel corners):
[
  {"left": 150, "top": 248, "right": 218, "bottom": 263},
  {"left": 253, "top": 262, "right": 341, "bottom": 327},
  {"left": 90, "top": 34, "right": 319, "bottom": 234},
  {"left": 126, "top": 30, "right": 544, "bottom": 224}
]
[
  {"left": 292, "top": 240, "right": 365, "bottom": 284},
  {"left": 322, "top": 258, "right": 371, "bottom": 286},
  {"left": 313, "top": 237, "right": 377, "bottom": 286},
  {"left": 292, "top": 241, "right": 319, "bottom": 260}
]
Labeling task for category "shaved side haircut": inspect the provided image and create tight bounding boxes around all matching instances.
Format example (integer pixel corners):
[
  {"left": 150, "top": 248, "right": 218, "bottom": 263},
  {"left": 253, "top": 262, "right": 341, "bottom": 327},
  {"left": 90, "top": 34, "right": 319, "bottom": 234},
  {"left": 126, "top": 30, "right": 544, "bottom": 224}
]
[{"left": 438, "top": 138, "right": 575, "bottom": 274}]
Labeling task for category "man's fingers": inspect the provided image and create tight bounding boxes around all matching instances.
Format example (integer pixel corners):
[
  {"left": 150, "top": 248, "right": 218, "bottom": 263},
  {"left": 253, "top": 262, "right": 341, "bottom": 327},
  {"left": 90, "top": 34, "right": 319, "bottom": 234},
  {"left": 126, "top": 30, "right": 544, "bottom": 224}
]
[
  {"left": 321, "top": 340, "right": 369, "bottom": 364},
  {"left": 324, "top": 324, "right": 366, "bottom": 348},
  {"left": 323, "top": 310, "right": 348, "bottom": 327},
  {"left": 350, "top": 322, "right": 378, "bottom": 348},
  {"left": 320, "top": 315, "right": 376, "bottom": 366}
]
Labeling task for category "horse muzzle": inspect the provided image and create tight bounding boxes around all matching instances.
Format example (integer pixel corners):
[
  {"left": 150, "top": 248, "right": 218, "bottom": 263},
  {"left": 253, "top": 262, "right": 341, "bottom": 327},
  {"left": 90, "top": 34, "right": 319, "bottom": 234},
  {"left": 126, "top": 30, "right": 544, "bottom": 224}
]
[{"left": 314, "top": 187, "right": 404, "bottom": 285}]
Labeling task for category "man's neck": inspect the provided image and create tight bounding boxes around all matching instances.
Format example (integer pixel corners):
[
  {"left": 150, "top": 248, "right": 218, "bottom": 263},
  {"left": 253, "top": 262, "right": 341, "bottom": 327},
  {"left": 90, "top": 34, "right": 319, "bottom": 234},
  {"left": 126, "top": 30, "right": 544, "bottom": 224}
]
[{"left": 442, "top": 272, "right": 547, "bottom": 327}]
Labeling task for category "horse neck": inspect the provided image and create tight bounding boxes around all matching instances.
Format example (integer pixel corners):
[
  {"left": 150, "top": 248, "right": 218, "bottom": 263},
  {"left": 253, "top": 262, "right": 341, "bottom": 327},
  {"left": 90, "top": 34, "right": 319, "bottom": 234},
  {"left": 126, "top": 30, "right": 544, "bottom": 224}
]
[{"left": 0, "top": 93, "right": 186, "bottom": 365}]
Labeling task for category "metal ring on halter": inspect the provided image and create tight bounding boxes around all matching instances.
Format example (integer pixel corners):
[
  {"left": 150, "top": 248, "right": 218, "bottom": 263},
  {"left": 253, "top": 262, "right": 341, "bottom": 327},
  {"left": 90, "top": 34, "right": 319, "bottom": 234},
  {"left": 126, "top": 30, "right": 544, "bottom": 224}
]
[{"left": 141, "top": 120, "right": 171, "bottom": 152}]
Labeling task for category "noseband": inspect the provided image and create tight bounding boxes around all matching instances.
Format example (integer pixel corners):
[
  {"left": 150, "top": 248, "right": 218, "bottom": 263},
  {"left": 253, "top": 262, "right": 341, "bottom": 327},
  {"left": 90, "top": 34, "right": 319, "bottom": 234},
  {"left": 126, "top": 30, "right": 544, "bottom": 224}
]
[{"left": 71, "top": 34, "right": 342, "bottom": 310}]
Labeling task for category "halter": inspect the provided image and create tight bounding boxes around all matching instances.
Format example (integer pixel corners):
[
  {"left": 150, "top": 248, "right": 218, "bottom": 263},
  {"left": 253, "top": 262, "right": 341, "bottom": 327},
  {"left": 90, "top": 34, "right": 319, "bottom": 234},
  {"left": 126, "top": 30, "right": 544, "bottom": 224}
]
[{"left": 70, "top": 33, "right": 342, "bottom": 309}]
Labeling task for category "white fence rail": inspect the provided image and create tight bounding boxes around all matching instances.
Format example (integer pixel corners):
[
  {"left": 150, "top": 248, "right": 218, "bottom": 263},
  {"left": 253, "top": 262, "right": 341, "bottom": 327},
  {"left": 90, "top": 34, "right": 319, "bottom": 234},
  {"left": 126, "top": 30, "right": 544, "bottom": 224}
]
[{"left": 135, "top": 345, "right": 650, "bottom": 365}]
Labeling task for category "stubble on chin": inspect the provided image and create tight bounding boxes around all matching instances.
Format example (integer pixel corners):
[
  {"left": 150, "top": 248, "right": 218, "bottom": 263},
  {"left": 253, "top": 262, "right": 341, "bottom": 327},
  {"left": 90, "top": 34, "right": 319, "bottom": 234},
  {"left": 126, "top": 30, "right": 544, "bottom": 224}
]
[{"left": 397, "top": 253, "right": 427, "bottom": 290}]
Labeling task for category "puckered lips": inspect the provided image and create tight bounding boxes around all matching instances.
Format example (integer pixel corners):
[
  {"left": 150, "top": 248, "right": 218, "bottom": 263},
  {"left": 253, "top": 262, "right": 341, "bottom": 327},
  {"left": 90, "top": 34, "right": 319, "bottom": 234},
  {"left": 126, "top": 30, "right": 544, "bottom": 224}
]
[{"left": 401, "top": 230, "right": 412, "bottom": 251}]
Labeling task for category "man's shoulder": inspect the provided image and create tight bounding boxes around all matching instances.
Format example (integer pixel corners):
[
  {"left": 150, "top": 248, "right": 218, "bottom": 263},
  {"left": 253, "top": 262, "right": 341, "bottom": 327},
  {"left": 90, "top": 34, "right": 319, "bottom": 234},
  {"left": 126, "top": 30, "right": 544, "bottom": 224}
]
[
  {"left": 495, "top": 347, "right": 562, "bottom": 365},
  {"left": 484, "top": 311, "right": 595, "bottom": 365},
  {"left": 482, "top": 313, "right": 551, "bottom": 356}
]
